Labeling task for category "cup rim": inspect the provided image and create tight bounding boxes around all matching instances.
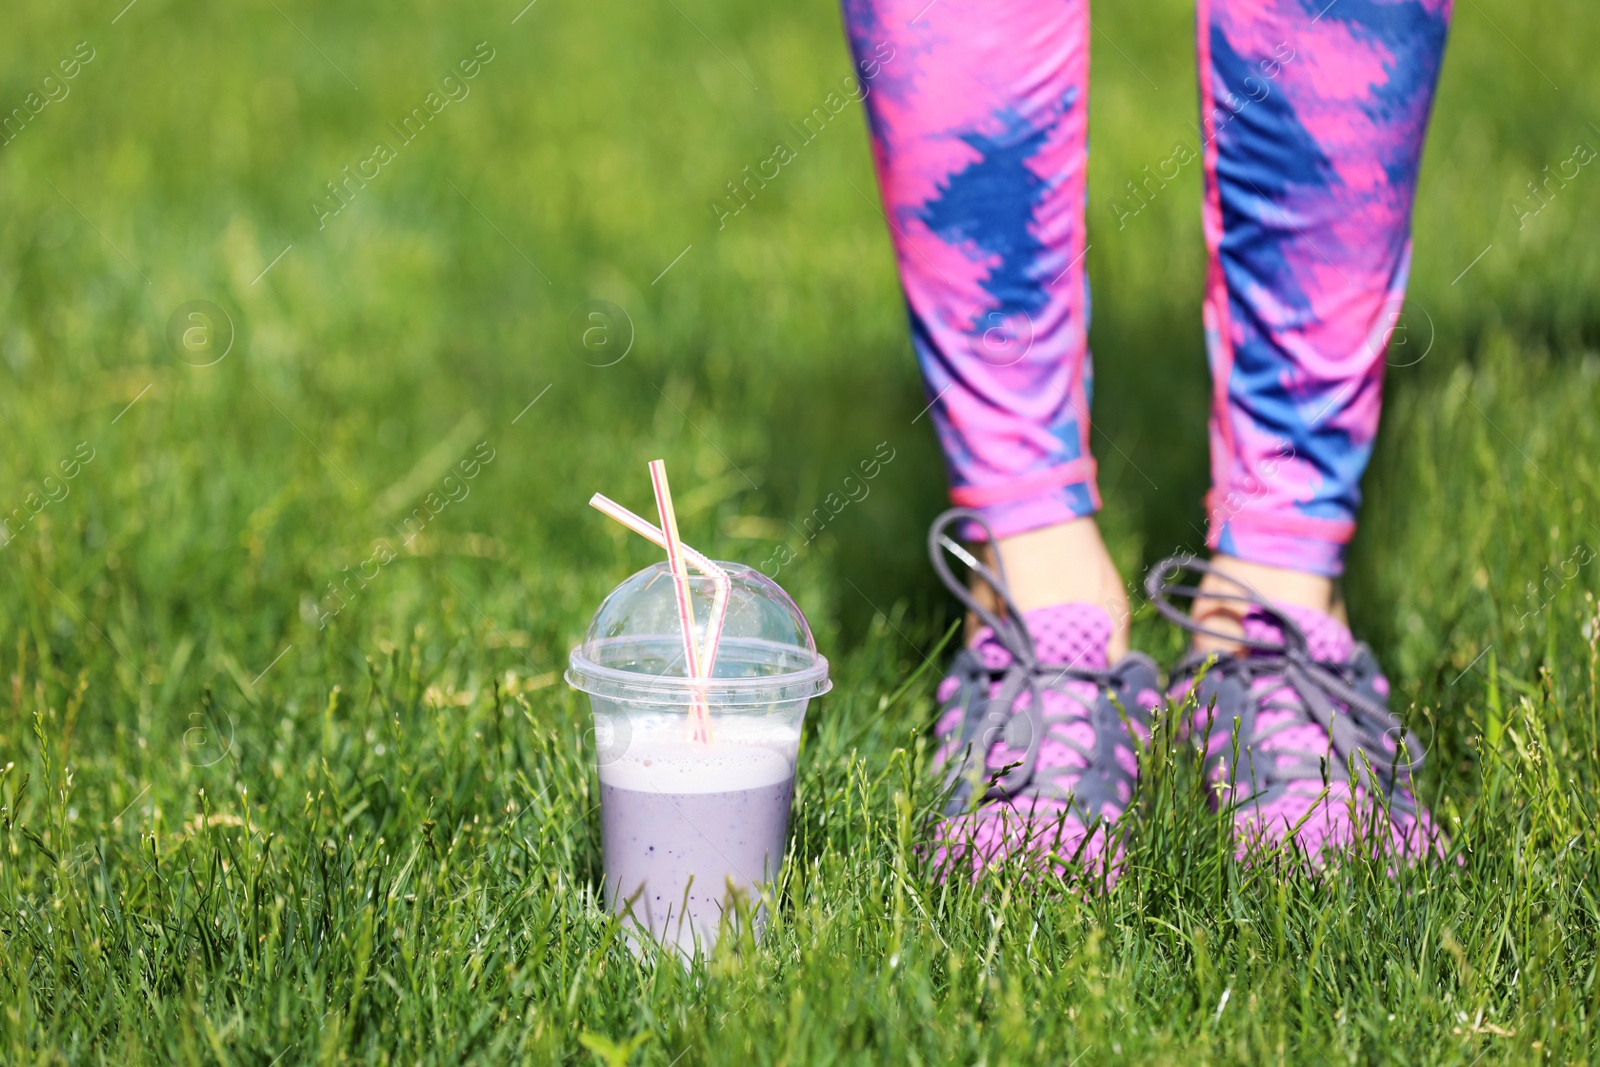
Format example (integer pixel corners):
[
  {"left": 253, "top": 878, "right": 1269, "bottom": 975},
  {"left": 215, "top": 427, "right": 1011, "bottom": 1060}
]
[{"left": 566, "top": 634, "right": 831, "bottom": 706}]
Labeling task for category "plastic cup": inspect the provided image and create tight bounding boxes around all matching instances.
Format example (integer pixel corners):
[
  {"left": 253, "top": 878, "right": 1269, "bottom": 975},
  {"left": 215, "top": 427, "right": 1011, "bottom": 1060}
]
[{"left": 566, "top": 561, "right": 829, "bottom": 957}]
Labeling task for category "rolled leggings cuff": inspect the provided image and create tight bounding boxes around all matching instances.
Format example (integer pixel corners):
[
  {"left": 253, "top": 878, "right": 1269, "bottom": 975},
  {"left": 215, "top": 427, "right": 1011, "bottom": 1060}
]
[
  {"left": 950, "top": 458, "right": 1100, "bottom": 540},
  {"left": 1206, "top": 497, "right": 1354, "bottom": 578}
]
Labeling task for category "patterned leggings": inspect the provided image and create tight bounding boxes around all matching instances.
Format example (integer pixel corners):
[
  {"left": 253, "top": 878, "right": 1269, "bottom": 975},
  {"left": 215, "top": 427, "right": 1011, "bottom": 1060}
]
[{"left": 843, "top": 0, "right": 1452, "bottom": 576}]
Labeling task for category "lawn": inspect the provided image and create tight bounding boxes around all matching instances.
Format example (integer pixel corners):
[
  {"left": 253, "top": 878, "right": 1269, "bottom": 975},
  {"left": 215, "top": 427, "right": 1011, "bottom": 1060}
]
[{"left": 2, "top": 0, "right": 1599, "bottom": 1063}]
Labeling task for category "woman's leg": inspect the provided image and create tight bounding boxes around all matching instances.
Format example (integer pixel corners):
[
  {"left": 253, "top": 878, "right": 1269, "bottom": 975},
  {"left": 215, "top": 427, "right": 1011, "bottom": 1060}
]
[
  {"left": 1193, "top": 0, "right": 1453, "bottom": 633},
  {"left": 841, "top": 0, "right": 1128, "bottom": 653},
  {"left": 1165, "top": 0, "right": 1454, "bottom": 859}
]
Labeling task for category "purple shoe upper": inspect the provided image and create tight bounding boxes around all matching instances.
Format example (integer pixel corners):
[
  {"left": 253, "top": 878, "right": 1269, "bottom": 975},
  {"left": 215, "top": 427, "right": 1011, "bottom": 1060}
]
[
  {"left": 927, "top": 509, "right": 1160, "bottom": 876},
  {"left": 1147, "top": 556, "right": 1442, "bottom": 862}
]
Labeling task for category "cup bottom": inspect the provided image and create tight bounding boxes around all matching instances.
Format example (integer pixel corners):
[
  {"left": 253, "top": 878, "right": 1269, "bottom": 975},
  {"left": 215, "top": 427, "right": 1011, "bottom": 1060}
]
[{"left": 601, "top": 776, "right": 794, "bottom": 957}]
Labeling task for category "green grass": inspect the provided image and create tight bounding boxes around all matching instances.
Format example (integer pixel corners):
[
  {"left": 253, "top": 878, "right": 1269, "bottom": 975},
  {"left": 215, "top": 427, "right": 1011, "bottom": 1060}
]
[{"left": 3, "top": 0, "right": 1599, "bottom": 1062}]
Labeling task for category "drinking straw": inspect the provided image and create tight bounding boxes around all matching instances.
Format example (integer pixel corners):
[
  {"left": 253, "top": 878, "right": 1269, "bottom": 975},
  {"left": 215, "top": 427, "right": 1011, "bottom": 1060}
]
[
  {"left": 648, "top": 460, "right": 714, "bottom": 743},
  {"left": 587, "top": 493, "right": 730, "bottom": 673}
]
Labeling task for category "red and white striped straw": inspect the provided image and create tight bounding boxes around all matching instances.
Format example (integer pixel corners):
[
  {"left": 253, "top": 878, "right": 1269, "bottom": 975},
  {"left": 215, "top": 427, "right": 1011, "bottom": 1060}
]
[
  {"left": 647, "top": 460, "right": 714, "bottom": 742},
  {"left": 587, "top": 493, "right": 730, "bottom": 672}
]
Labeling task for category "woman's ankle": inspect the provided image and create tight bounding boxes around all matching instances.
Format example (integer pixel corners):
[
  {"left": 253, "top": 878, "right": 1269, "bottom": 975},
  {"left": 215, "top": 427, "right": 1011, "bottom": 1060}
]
[
  {"left": 1192, "top": 554, "right": 1336, "bottom": 653},
  {"left": 970, "top": 517, "right": 1131, "bottom": 659}
]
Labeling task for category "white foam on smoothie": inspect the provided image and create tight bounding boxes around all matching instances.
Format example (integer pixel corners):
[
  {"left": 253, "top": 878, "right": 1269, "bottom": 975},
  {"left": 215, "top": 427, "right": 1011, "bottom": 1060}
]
[{"left": 599, "top": 717, "right": 798, "bottom": 793}]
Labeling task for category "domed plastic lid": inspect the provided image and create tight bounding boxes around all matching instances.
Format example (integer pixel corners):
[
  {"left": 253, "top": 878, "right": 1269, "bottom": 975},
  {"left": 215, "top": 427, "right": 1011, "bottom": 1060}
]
[{"left": 566, "top": 562, "right": 831, "bottom": 706}]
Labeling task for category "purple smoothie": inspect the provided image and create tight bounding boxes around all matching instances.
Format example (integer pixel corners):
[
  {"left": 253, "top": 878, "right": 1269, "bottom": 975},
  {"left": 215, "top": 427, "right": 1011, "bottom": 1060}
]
[{"left": 598, "top": 737, "right": 797, "bottom": 954}]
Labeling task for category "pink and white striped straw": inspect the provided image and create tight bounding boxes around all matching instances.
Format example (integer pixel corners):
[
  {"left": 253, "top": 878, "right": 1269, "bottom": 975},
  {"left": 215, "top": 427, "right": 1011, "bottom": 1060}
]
[
  {"left": 647, "top": 460, "right": 714, "bottom": 743},
  {"left": 587, "top": 493, "right": 730, "bottom": 673}
]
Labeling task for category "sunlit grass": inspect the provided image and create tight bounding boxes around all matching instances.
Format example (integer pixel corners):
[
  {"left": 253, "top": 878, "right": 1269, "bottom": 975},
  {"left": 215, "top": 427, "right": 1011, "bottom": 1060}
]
[{"left": 1, "top": 0, "right": 1598, "bottom": 1062}]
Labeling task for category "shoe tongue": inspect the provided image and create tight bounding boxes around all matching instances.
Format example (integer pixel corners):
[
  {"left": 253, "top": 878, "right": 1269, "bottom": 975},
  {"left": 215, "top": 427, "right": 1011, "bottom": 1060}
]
[
  {"left": 972, "top": 603, "right": 1112, "bottom": 671},
  {"left": 1241, "top": 603, "right": 1353, "bottom": 662}
]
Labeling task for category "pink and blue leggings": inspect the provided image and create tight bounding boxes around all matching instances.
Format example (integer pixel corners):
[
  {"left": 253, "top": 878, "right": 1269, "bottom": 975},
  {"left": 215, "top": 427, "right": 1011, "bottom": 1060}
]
[{"left": 844, "top": 0, "right": 1452, "bottom": 576}]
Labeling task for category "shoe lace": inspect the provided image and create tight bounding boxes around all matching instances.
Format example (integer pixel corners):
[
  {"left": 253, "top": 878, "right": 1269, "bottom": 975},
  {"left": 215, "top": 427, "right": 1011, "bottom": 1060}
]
[
  {"left": 929, "top": 508, "right": 1144, "bottom": 817},
  {"left": 1145, "top": 555, "right": 1425, "bottom": 810}
]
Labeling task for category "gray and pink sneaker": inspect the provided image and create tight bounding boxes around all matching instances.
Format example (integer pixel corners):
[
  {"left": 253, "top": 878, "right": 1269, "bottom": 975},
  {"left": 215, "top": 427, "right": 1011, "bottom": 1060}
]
[
  {"left": 1146, "top": 556, "right": 1443, "bottom": 863},
  {"left": 926, "top": 509, "right": 1161, "bottom": 879}
]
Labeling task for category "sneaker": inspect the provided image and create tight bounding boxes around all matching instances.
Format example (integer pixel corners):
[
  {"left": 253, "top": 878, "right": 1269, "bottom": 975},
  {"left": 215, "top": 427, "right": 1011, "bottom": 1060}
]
[
  {"left": 1146, "top": 555, "right": 1443, "bottom": 862},
  {"left": 927, "top": 509, "right": 1160, "bottom": 878}
]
